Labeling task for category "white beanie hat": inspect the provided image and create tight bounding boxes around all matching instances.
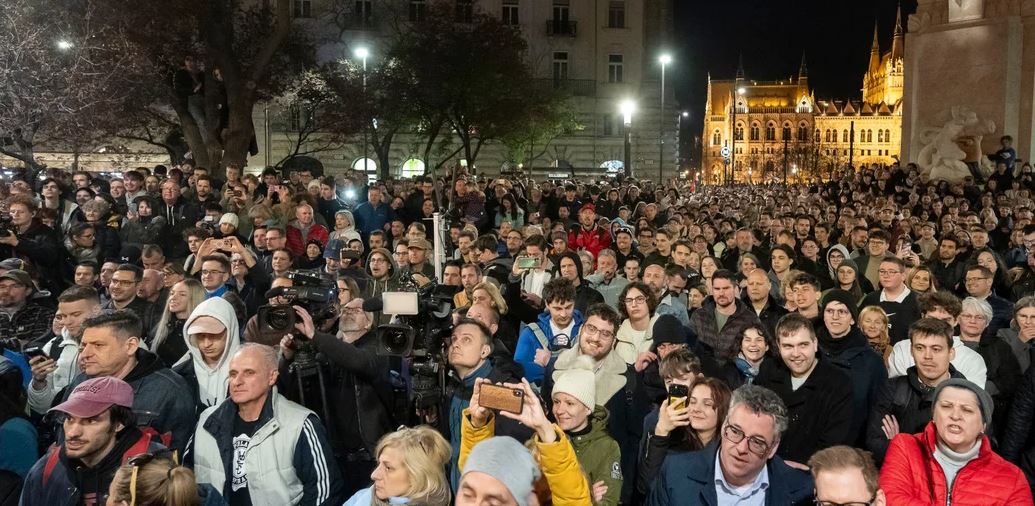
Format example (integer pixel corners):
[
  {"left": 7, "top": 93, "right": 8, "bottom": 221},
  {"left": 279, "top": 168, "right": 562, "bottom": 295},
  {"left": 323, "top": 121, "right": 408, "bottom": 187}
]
[
  {"left": 552, "top": 355, "right": 596, "bottom": 409},
  {"left": 218, "top": 213, "right": 239, "bottom": 228}
]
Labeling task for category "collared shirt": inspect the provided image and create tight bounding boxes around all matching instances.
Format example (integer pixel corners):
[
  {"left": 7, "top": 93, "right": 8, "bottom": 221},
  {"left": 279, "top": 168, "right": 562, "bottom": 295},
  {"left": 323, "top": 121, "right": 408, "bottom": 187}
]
[
  {"left": 880, "top": 286, "right": 911, "bottom": 303},
  {"left": 714, "top": 452, "right": 769, "bottom": 505}
]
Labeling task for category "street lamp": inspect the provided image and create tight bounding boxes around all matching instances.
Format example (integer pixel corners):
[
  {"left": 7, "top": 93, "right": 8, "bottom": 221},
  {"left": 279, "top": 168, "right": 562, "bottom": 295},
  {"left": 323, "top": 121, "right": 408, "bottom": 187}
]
[
  {"left": 56, "top": 39, "right": 73, "bottom": 51},
  {"left": 620, "top": 99, "right": 636, "bottom": 178},
  {"left": 354, "top": 46, "right": 371, "bottom": 177},
  {"left": 658, "top": 54, "right": 672, "bottom": 183},
  {"left": 729, "top": 86, "right": 745, "bottom": 185}
]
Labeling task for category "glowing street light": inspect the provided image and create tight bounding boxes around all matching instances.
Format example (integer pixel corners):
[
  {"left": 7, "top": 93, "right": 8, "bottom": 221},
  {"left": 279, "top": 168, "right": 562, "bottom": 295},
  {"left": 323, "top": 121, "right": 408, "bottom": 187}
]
[
  {"left": 619, "top": 99, "right": 636, "bottom": 177},
  {"left": 355, "top": 46, "right": 371, "bottom": 175},
  {"left": 56, "top": 39, "right": 74, "bottom": 51}
]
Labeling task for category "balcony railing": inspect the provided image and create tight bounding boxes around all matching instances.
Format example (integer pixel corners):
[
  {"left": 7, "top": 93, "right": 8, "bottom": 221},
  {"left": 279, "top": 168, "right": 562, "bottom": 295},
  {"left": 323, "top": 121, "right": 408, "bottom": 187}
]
[{"left": 547, "top": 19, "right": 577, "bottom": 36}]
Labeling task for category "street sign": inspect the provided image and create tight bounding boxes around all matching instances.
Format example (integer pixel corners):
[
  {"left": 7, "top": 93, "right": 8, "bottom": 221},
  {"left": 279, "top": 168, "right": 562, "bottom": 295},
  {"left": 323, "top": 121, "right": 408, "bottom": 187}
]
[{"left": 720, "top": 146, "right": 731, "bottom": 157}]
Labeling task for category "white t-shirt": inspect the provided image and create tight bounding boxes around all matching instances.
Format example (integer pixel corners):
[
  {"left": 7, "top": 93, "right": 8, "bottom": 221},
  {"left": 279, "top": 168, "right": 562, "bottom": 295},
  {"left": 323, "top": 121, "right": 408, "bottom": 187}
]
[{"left": 887, "top": 336, "right": 987, "bottom": 388}]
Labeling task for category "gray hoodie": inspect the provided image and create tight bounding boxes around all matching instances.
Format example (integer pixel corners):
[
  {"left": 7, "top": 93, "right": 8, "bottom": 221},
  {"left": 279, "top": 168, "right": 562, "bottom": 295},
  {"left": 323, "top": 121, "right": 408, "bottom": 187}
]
[{"left": 178, "top": 297, "right": 242, "bottom": 408}]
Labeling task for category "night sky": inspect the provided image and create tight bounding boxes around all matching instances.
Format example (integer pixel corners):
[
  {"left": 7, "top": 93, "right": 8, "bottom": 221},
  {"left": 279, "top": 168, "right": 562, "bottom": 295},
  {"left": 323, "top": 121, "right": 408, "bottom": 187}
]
[{"left": 672, "top": 0, "right": 918, "bottom": 133}]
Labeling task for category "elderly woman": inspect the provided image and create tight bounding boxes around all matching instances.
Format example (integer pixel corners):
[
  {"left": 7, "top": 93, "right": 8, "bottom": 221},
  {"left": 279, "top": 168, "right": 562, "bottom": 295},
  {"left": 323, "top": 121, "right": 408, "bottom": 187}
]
[
  {"left": 880, "top": 379, "right": 1032, "bottom": 504},
  {"left": 343, "top": 426, "right": 452, "bottom": 506},
  {"left": 958, "top": 297, "right": 1022, "bottom": 439},
  {"left": 78, "top": 199, "right": 121, "bottom": 261}
]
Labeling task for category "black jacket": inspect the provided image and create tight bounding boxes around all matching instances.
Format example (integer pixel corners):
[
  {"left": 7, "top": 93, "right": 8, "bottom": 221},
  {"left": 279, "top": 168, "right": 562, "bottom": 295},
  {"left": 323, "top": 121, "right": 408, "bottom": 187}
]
[
  {"left": 817, "top": 327, "right": 888, "bottom": 445},
  {"left": 1002, "top": 364, "right": 1035, "bottom": 494},
  {"left": 964, "top": 333, "right": 1022, "bottom": 441},
  {"left": 0, "top": 220, "right": 67, "bottom": 295},
  {"left": 744, "top": 295, "right": 789, "bottom": 339},
  {"left": 280, "top": 330, "right": 396, "bottom": 456},
  {"left": 865, "top": 366, "right": 966, "bottom": 464},
  {"left": 754, "top": 356, "right": 854, "bottom": 463},
  {"left": 158, "top": 197, "right": 201, "bottom": 260}
]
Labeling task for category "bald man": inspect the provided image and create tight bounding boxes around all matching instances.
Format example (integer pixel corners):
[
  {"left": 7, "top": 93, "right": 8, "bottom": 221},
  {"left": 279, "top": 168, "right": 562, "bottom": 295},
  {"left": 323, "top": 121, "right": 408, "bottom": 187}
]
[{"left": 744, "top": 268, "right": 788, "bottom": 338}]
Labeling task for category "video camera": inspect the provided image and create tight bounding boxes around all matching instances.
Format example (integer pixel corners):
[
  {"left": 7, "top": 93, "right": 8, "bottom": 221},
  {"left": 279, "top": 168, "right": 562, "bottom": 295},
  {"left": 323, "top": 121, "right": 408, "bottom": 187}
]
[
  {"left": 255, "top": 270, "right": 338, "bottom": 343},
  {"left": 0, "top": 213, "right": 14, "bottom": 237},
  {"left": 375, "top": 273, "right": 460, "bottom": 409}
]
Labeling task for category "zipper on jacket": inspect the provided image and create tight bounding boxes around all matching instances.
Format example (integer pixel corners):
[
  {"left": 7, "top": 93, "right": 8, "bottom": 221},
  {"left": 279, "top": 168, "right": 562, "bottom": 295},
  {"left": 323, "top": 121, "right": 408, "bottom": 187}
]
[{"left": 945, "top": 458, "right": 978, "bottom": 506}]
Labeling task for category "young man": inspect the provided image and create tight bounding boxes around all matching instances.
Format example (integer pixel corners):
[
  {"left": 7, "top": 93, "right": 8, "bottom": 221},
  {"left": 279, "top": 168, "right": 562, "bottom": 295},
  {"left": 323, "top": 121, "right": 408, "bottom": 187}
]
[
  {"left": 689, "top": 270, "right": 761, "bottom": 361},
  {"left": 809, "top": 446, "right": 886, "bottom": 506},
  {"left": 643, "top": 226, "right": 675, "bottom": 269},
  {"left": 866, "top": 318, "right": 965, "bottom": 463},
  {"left": 20, "top": 377, "right": 170, "bottom": 505},
  {"left": 568, "top": 203, "right": 611, "bottom": 258},
  {"left": 755, "top": 313, "right": 854, "bottom": 465},
  {"left": 790, "top": 272, "right": 822, "bottom": 320},
  {"left": 514, "top": 278, "right": 584, "bottom": 384},
  {"left": 859, "top": 257, "right": 921, "bottom": 345}
]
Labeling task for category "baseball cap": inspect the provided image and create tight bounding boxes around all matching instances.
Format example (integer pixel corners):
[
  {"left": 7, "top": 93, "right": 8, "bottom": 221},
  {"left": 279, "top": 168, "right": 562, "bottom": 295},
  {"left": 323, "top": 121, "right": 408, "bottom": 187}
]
[
  {"left": 409, "top": 238, "right": 432, "bottom": 251},
  {"left": 50, "top": 377, "right": 134, "bottom": 418},
  {"left": 580, "top": 203, "right": 596, "bottom": 213},
  {"left": 187, "top": 315, "right": 226, "bottom": 336},
  {"left": 0, "top": 269, "right": 33, "bottom": 287}
]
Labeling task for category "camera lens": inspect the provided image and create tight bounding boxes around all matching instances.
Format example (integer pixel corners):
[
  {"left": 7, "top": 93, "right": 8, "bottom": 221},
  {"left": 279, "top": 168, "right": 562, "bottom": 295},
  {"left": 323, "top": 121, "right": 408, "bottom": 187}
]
[
  {"left": 383, "top": 329, "right": 409, "bottom": 354},
  {"left": 267, "top": 306, "right": 294, "bottom": 331}
]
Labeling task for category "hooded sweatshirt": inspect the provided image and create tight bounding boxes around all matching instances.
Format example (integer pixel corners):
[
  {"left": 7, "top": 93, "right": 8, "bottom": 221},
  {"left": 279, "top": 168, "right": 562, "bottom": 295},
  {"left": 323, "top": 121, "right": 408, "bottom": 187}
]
[
  {"left": 178, "top": 297, "right": 241, "bottom": 408},
  {"left": 329, "top": 210, "right": 362, "bottom": 244}
]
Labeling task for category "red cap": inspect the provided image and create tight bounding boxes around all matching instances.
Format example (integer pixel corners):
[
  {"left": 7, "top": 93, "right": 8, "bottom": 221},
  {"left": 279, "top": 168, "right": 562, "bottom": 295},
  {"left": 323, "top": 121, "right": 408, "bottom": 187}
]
[
  {"left": 50, "top": 377, "right": 134, "bottom": 418},
  {"left": 579, "top": 203, "right": 596, "bottom": 213}
]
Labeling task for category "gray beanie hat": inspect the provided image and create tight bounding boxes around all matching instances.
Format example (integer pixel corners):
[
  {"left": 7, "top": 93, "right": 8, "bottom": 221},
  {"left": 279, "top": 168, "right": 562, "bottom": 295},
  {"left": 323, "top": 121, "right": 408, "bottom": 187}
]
[
  {"left": 933, "top": 378, "right": 994, "bottom": 427},
  {"left": 462, "top": 436, "right": 541, "bottom": 506}
]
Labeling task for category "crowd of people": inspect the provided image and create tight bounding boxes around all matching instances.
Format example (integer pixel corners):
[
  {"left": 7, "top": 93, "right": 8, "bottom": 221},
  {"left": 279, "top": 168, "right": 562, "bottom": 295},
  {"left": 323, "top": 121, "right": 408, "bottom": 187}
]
[{"left": 2, "top": 149, "right": 1035, "bottom": 505}]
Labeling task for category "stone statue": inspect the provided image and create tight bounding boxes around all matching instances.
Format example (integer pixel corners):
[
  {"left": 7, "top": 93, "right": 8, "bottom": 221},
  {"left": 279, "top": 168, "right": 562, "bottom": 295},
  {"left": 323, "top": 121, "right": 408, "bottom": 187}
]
[{"left": 916, "top": 106, "right": 996, "bottom": 183}]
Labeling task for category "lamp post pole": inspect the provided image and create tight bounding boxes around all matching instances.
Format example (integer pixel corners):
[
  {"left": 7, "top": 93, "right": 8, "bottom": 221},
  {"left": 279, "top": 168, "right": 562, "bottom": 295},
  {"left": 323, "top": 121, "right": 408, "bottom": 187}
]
[
  {"left": 730, "top": 87, "right": 745, "bottom": 185},
  {"left": 659, "top": 54, "right": 671, "bottom": 184},
  {"left": 355, "top": 46, "right": 371, "bottom": 177},
  {"left": 620, "top": 100, "right": 635, "bottom": 178}
]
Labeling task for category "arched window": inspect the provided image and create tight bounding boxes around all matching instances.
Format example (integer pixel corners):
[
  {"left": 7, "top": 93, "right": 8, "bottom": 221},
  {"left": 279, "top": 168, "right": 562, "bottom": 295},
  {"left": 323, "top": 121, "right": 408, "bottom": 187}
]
[
  {"left": 750, "top": 123, "right": 760, "bottom": 141},
  {"left": 798, "top": 123, "right": 809, "bottom": 142},
  {"left": 885, "top": 129, "right": 891, "bottom": 143},
  {"left": 867, "top": 130, "right": 873, "bottom": 143},
  {"left": 782, "top": 122, "right": 791, "bottom": 140},
  {"left": 766, "top": 123, "right": 776, "bottom": 141},
  {"left": 735, "top": 122, "right": 744, "bottom": 140},
  {"left": 712, "top": 129, "right": 721, "bottom": 146},
  {"left": 843, "top": 130, "right": 849, "bottom": 143},
  {"left": 814, "top": 129, "right": 820, "bottom": 142},
  {"left": 878, "top": 130, "right": 884, "bottom": 143}
]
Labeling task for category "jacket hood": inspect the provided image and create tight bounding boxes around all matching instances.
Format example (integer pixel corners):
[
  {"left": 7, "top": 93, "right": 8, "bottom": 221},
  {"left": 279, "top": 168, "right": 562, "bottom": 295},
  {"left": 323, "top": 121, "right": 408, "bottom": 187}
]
[
  {"left": 124, "top": 349, "right": 164, "bottom": 383},
  {"left": 365, "top": 247, "right": 397, "bottom": 278},
  {"left": 537, "top": 308, "right": 585, "bottom": 332},
  {"left": 827, "top": 244, "right": 851, "bottom": 277},
  {"left": 574, "top": 406, "right": 612, "bottom": 443},
  {"left": 338, "top": 210, "right": 357, "bottom": 231},
  {"left": 553, "top": 251, "right": 585, "bottom": 282},
  {"left": 180, "top": 297, "right": 241, "bottom": 407}
]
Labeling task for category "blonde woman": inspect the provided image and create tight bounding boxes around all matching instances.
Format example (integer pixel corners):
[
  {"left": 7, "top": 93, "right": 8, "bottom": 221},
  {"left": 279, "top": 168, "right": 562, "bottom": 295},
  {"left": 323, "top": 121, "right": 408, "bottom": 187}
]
[
  {"left": 344, "top": 426, "right": 451, "bottom": 506},
  {"left": 471, "top": 281, "right": 509, "bottom": 316},
  {"left": 148, "top": 279, "right": 206, "bottom": 366},
  {"left": 106, "top": 455, "right": 222, "bottom": 506},
  {"left": 859, "top": 305, "right": 892, "bottom": 363}
]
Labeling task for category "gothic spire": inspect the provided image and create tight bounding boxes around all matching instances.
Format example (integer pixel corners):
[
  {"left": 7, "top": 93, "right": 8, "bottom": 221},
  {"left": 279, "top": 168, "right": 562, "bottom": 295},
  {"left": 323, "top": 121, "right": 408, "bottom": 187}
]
[
  {"left": 891, "top": 2, "right": 905, "bottom": 60},
  {"left": 798, "top": 51, "right": 808, "bottom": 78},
  {"left": 735, "top": 53, "right": 745, "bottom": 81},
  {"left": 868, "top": 20, "right": 881, "bottom": 73}
]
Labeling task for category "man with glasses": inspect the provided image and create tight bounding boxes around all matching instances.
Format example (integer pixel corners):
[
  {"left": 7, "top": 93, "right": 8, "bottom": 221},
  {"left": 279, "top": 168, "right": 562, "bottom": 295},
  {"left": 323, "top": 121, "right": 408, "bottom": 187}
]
[
  {"left": 260, "top": 226, "right": 288, "bottom": 273},
  {"left": 808, "top": 446, "right": 886, "bottom": 506},
  {"left": 20, "top": 376, "right": 171, "bottom": 505},
  {"left": 647, "top": 384, "right": 813, "bottom": 505},
  {"left": 859, "top": 257, "right": 920, "bottom": 345},
  {"left": 963, "top": 265, "right": 1012, "bottom": 336},
  {"left": 636, "top": 227, "right": 656, "bottom": 257},
  {"left": 853, "top": 229, "right": 894, "bottom": 289},
  {"left": 101, "top": 264, "right": 155, "bottom": 334},
  {"left": 755, "top": 313, "right": 853, "bottom": 466},
  {"left": 816, "top": 290, "right": 888, "bottom": 445},
  {"left": 544, "top": 302, "right": 645, "bottom": 504}
]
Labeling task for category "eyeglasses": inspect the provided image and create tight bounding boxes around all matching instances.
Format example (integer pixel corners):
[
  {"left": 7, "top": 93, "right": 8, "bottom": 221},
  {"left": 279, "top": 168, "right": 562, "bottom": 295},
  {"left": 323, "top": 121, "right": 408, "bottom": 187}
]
[
  {"left": 814, "top": 494, "right": 878, "bottom": 506},
  {"left": 581, "top": 323, "right": 615, "bottom": 341},
  {"left": 109, "top": 278, "right": 138, "bottom": 286},
  {"left": 722, "top": 424, "right": 771, "bottom": 457},
  {"left": 623, "top": 295, "right": 647, "bottom": 306},
  {"left": 965, "top": 277, "right": 990, "bottom": 283},
  {"left": 201, "top": 270, "right": 226, "bottom": 277},
  {"left": 877, "top": 270, "right": 901, "bottom": 276}
]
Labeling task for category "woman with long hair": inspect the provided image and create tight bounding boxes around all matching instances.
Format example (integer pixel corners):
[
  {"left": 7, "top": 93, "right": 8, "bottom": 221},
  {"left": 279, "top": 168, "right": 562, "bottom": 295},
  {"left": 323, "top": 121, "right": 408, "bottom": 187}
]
[
  {"left": 859, "top": 305, "right": 892, "bottom": 363},
  {"left": 907, "top": 265, "right": 938, "bottom": 295},
  {"left": 495, "top": 193, "right": 525, "bottom": 228},
  {"left": 343, "top": 426, "right": 452, "bottom": 506},
  {"left": 149, "top": 279, "right": 206, "bottom": 366},
  {"left": 120, "top": 195, "right": 167, "bottom": 249}
]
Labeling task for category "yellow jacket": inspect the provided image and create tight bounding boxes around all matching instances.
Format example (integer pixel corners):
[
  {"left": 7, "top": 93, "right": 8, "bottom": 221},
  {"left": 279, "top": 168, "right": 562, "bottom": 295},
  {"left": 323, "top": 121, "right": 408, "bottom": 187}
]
[{"left": 460, "top": 409, "right": 592, "bottom": 506}]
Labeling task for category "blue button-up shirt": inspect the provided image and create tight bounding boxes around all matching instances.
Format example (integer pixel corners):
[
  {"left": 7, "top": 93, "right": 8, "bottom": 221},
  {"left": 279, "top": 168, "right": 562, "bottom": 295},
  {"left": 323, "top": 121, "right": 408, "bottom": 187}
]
[{"left": 714, "top": 452, "right": 769, "bottom": 505}]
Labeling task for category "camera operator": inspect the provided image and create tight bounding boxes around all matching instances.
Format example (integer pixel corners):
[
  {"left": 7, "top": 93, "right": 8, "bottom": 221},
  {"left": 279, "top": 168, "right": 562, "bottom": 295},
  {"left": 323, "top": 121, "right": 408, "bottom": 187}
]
[
  {"left": 363, "top": 248, "right": 403, "bottom": 325},
  {"left": 279, "top": 299, "right": 395, "bottom": 498},
  {"left": 0, "top": 194, "right": 67, "bottom": 296},
  {"left": 244, "top": 275, "right": 294, "bottom": 345}
]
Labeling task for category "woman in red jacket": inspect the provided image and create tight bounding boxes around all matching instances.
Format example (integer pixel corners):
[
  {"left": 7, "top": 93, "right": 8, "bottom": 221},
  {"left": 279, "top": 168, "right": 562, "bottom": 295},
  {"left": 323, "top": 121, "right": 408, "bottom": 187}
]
[{"left": 879, "top": 378, "right": 1033, "bottom": 505}]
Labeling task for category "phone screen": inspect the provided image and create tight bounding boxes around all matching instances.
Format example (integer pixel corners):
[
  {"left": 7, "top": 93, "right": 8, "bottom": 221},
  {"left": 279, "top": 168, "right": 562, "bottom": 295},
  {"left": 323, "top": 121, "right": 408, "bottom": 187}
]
[{"left": 517, "top": 256, "right": 539, "bottom": 269}]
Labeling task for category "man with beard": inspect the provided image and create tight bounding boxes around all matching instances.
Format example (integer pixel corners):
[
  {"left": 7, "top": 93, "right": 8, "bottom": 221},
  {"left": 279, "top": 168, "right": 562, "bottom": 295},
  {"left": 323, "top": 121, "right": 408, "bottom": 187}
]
[
  {"left": 642, "top": 264, "right": 690, "bottom": 329},
  {"left": 611, "top": 227, "right": 643, "bottom": 272},
  {"left": 543, "top": 303, "right": 646, "bottom": 505},
  {"left": 279, "top": 300, "right": 395, "bottom": 497},
  {"left": 19, "top": 377, "right": 171, "bottom": 505},
  {"left": 689, "top": 270, "right": 761, "bottom": 362},
  {"left": 568, "top": 203, "right": 611, "bottom": 259},
  {"left": 586, "top": 249, "right": 630, "bottom": 307}
]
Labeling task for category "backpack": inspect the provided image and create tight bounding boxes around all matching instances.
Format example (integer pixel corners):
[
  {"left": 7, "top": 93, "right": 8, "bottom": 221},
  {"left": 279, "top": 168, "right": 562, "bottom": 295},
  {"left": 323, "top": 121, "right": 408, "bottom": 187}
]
[{"left": 42, "top": 427, "right": 171, "bottom": 486}]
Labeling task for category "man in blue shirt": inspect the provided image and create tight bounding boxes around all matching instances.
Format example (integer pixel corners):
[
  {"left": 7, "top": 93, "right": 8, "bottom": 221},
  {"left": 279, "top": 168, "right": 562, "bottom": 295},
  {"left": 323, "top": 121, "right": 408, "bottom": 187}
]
[{"left": 647, "top": 384, "right": 814, "bottom": 505}]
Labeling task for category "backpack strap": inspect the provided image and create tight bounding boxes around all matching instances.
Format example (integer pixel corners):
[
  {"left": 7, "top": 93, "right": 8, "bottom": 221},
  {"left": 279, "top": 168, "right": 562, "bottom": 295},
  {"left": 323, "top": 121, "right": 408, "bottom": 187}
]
[
  {"left": 529, "top": 322, "right": 550, "bottom": 352},
  {"left": 42, "top": 445, "right": 60, "bottom": 486}
]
